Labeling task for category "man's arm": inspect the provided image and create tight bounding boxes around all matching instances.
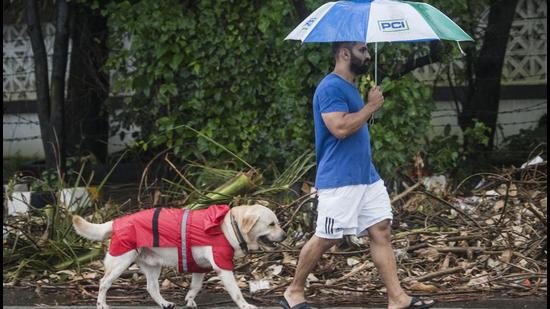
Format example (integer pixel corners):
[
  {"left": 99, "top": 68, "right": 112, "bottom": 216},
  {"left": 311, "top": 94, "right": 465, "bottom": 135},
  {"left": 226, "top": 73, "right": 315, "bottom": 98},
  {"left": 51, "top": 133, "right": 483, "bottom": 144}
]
[{"left": 322, "top": 86, "right": 384, "bottom": 139}]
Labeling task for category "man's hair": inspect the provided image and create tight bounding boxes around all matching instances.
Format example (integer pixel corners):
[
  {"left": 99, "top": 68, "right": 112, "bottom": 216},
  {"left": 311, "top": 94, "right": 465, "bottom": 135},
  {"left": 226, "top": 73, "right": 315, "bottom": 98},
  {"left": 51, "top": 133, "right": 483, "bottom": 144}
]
[{"left": 332, "top": 41, "right": 357, "bottom": 59}]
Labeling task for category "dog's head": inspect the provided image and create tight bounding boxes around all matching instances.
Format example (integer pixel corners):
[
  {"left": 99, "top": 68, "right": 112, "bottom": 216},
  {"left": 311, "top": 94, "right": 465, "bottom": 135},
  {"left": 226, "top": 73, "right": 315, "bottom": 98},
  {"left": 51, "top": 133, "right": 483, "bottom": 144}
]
[{"left": 232, "top": 204, "right": 286, "bottom": 251}]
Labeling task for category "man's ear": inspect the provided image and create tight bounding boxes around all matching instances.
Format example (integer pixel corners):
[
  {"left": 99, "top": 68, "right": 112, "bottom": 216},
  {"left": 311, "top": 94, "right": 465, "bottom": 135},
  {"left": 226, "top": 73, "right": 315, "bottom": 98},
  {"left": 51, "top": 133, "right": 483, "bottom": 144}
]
[
  {"left": 241, "top": 213, "right": 260, "bottom": 234},
  {"left": 341, "top": 48, "right": 350, "bottom": 60}
]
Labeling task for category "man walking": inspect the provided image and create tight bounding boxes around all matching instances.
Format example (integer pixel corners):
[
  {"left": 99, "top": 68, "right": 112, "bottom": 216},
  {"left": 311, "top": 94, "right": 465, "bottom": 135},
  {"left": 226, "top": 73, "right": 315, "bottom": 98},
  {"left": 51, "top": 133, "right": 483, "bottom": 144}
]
[{"left": 280, "top": 42, "right": 435, "bottom": 309}]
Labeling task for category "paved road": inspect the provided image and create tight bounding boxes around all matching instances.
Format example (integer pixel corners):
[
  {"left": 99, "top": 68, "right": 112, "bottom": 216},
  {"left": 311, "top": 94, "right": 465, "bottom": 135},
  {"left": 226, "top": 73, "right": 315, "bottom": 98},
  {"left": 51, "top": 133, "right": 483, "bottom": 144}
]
[
  {"left": 3, "top": 300, "right": 548, "bottom": 309},
  {"left": 3, "top": 287, "right": 546, "bottom": 308}
]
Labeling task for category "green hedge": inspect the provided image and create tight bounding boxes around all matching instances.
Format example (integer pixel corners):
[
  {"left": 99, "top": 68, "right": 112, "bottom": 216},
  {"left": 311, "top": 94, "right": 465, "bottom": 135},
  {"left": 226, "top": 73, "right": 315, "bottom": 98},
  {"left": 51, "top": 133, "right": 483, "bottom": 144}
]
[{"left": 103, "top": 0, "right": 435, "bottom": 180}]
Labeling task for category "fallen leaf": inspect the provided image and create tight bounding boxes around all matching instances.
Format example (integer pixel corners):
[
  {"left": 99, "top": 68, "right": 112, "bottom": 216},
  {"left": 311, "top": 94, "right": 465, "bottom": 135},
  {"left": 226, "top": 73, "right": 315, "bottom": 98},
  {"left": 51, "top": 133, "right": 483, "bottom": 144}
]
[
  {"left": 485, "top": 190, "right": 500, "bottom": 197},
  {"left": 207, "top": 276, "right": 220, "bottom": 282},
  {"left": 249, "top": 280, "right": 270, "bottom": 293},
  {"left": 283, "top": 252, "right": 297, "bottom": 266},
  {"left": 161, "top": 278, "right": 174, "bottom": 289},
  {"left": 493, "top": 200, "right": 505, "bottom": 211},
  {"left": 301, "top": 182, "right": 311, "bottom": 194},
  {"left": 440, "top": 253, "right": 452, "bottom": 270},
  {"left": 509, "top": 184, "right": 518, "bottom": 197},
  {"left": 467, "top": 273, "right": 489, "bottom": 286},
  {"left": 307, "top": 273, "right": 319, "bottom": 283},
  {"left": 268, "top": 264, "right": 283, "bottom": 276},
  {"left": 486, "top": 258, "right": 500, "bottom": 268},
  {"left": 347, "top": 257, "right": 360, "bottom": 266},
  {"left": 238, "top": 279, "right": 247, "bottom": 288},
  {"left": 408, "top": 281, "right": 441, "bottom": 292},
  {"left": 56, "top": 270, "right": 76, "bottom": 276},
  {"left": 416, "top": 248, "right": 440, "bottom": 262},
  {"left": 83, "top": 273, "right": 97, "bottom": 279},
  {"left": 500, "top": 249, "right": 513, "bottom": 263},
  {"left": 518, "top": 259, "right": 528, "bottom": 267}
]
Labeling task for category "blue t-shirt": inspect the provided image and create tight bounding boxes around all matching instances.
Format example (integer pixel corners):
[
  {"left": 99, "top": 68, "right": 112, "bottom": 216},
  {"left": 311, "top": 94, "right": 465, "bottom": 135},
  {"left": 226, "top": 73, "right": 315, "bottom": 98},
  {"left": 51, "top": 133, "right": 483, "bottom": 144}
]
[{"left": 313, "top": 73, "right": 380, "bottom": 189}]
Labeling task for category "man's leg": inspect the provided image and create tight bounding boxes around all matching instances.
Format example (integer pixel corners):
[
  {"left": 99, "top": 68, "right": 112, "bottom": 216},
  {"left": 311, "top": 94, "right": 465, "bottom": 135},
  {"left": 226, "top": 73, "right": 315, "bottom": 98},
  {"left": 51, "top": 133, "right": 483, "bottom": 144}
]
[
  {"left": 368, "top": 219, "right": 411, "bottom": 308},
  {"left": 368, "top": 219, "right": 434, "bottom": 309},
  {"left": 283, "top": 235, "right": 340, "bottom": 307}
]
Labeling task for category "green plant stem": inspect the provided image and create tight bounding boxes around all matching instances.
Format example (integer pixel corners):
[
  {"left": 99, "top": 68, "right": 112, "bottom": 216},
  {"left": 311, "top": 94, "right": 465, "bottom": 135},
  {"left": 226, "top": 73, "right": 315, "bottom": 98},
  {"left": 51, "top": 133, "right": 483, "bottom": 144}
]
[
  {"left": 53, "top": 248, "right": 103, "bottom": 270},
  {"left": 187, "top": 171, "right": 260, "bottom": 209}
]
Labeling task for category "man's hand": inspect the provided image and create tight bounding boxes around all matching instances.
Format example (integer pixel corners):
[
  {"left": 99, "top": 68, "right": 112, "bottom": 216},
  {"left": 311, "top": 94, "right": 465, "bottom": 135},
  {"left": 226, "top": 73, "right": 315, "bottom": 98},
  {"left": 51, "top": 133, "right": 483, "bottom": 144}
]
[
  {"left": 366, "top": 86, "right": 384, "bottom": 112},
  {"left": 321, "top": 86, "right": 385, "bottom": 139}
]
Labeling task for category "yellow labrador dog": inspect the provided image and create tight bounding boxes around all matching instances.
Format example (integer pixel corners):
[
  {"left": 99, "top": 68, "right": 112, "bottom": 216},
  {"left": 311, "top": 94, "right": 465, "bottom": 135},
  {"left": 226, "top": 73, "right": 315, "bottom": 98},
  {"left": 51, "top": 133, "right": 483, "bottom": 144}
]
[{"left": 73, "top": 204, "right": 285, "bottom": 309}]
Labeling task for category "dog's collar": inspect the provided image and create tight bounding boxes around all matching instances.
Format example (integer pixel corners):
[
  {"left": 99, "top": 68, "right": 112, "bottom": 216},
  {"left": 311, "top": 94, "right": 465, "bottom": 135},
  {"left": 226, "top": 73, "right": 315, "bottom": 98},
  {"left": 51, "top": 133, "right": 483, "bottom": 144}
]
[{"left": 230, "top": 210, "right": 249, "bottom": 254}]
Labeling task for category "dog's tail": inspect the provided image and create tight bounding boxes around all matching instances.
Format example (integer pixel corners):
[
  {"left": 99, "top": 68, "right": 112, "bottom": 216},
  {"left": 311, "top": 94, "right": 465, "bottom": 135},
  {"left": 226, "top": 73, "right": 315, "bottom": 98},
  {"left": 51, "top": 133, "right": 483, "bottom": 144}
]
[{"left": 72, "top": 215, "right": 113, "bottom": 241}]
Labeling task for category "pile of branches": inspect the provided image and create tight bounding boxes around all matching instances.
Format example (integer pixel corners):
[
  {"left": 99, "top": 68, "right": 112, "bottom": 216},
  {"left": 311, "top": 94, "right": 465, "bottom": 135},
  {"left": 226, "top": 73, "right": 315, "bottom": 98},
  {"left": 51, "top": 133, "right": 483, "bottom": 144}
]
[
  {"left": 3, "top": 157, "right": 546, "bottom": 306},
  {"left": 234, "top": 160, "right": 547, "bottom": 305}
]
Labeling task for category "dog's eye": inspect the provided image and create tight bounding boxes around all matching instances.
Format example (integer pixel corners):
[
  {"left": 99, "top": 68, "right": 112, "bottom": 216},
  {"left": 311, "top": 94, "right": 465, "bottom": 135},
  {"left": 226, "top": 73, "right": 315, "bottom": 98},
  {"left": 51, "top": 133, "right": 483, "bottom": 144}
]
[{"left": 269, "top": 222, "right": 276, "bottom": 227}]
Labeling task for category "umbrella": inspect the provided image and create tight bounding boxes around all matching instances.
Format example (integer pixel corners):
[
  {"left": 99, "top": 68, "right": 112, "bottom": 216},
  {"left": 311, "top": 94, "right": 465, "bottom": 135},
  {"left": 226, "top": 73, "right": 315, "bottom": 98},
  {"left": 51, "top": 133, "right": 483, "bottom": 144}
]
[{"left": 285, "top": 0, "right": 473, "bottom": 84}]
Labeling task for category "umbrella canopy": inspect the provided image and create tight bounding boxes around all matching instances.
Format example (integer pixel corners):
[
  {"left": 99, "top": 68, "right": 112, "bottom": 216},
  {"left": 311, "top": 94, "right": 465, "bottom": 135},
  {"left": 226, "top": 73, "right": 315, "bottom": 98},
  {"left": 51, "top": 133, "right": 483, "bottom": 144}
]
[
  {"left": 285, "top": 0, "right": 474, "bottom": 122},
  {"left": 285, "top": 0, "right": 473, "bottom": 43}
]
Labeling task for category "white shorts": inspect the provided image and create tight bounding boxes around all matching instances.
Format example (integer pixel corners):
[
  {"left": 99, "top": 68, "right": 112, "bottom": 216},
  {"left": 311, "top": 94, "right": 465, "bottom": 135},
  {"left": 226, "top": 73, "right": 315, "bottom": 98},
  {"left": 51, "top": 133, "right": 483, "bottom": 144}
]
[{"left": 315, "top": 180, "right": 393, "bottom": 239}]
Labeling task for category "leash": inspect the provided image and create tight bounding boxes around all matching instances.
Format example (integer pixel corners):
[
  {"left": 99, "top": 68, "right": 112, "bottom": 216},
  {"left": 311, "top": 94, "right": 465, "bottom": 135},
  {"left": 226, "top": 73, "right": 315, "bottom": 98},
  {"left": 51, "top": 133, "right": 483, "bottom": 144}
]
[{"left": 230, "top": 210, "right": 249, "bottom": 254}]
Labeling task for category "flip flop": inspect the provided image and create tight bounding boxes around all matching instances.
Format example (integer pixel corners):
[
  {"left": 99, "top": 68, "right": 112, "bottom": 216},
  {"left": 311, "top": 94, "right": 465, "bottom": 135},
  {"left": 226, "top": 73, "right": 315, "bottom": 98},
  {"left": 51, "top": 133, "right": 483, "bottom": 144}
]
[
  {"left": 278, "top": 298, "right": 312, "bottom": 309},
  {"left": 405, "top": 296, "right": 437, "bottom": 309}
]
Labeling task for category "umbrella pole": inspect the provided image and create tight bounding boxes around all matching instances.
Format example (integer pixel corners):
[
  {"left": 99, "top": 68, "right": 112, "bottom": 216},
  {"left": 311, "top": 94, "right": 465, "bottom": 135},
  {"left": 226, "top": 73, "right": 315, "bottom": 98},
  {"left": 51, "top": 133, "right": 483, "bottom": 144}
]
[
  {"left": 369, "top": 42, "right": 378, "bottom": 125},
  {"left": 374, "top": 42, "right": 378, "bottom": 85}
]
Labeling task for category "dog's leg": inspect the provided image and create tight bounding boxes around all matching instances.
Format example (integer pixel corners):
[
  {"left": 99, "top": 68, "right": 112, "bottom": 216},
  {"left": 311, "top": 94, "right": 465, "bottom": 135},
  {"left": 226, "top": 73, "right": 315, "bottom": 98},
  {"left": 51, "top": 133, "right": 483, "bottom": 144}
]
[
  {"left": 97, "top": 251, "right": 137, "bottom": 309},
  {"left": 217, "top": 269, "right": 257, "bottom": 309},
  {"left": 137, "top": 262, "right": 175, "bottom": 309},
  {"left": 185, "top": 272, "right": 205, "bottom": 308}
]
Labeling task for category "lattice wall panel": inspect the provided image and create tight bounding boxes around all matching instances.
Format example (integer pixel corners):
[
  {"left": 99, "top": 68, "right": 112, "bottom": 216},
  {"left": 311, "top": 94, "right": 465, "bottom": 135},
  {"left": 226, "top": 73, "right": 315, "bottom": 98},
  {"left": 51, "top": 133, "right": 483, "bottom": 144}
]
[
  {"left": 3, "top": 0, "right": 547, "bottom": 102},
  {"left": 3, "top": 23, "right": 71, "bottom": 101},
  {"left": 412, "top": 0, "right": 546, "bottom": 85}
]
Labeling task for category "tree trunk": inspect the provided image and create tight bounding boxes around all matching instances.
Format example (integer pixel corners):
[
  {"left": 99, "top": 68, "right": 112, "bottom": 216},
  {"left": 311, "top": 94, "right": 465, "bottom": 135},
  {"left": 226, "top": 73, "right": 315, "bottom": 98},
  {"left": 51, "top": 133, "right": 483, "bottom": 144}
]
[
  {"left": 459, "top": 0, "right": 519, "bottom": 150},
  {"left": 51, "top": 0, "right": 70, "bottom": 175},
  {"left": 26, "top": 0, "right": 55, "bottom": 169},
  {"left": 391, "top": 41, "right": 445, "bottom": 79},
  {"left": 66, "top": 3, "right": 109, "bottom": 162},
  {"left": 26, "top": 0, "right": 71, "bottom": 172}
]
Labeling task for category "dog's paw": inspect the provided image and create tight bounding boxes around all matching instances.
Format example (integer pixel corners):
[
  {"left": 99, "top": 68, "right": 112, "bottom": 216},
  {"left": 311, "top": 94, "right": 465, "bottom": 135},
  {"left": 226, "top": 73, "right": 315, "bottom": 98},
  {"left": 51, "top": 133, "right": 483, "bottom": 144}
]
[
  {"left": 161, "top": 302, "right": 176, "bottom": 309},
  {"left": 240, "top": 304, "right": 257, "bottom": 309},
  {"left": 96, "top": 303, "right": 110, "bottom": 309},
  {"left": 185, "top": 298, "right": 197, "bottom": 308}
]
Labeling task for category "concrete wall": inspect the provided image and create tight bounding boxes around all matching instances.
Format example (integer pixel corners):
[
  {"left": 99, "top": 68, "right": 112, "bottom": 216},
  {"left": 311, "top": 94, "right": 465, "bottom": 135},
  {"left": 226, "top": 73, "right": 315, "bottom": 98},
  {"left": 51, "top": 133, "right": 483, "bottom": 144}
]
[
  {"left": 429, "top": 99, "right": 546, "bottom": 145},
  {"left": 3, "top": 114, "right": 140, "bottom": 158},
  {"left": 4, "top": 99, "right": 546, "bottom": 159}
]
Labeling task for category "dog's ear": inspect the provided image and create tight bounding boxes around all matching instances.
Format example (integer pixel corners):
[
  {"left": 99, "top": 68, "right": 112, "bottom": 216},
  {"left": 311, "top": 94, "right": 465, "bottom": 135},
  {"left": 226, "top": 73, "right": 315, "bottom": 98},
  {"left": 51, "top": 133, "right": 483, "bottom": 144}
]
[{"left": 241, "top": 213, "right": 260, "bottom": 234}]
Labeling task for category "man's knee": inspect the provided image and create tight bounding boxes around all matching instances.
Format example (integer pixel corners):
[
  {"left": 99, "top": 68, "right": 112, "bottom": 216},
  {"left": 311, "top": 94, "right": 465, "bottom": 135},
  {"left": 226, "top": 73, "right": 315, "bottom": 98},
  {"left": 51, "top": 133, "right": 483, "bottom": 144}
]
[{"left": 368, "top": 219, "right": 392, "bottom": 244}]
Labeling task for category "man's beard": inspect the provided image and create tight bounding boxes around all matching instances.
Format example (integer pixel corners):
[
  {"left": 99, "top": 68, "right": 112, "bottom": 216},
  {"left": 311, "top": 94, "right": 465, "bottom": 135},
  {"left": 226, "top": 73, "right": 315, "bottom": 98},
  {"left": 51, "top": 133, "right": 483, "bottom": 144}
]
[{"left": 349, "top": 53, "right": 369, "bottom": 75}]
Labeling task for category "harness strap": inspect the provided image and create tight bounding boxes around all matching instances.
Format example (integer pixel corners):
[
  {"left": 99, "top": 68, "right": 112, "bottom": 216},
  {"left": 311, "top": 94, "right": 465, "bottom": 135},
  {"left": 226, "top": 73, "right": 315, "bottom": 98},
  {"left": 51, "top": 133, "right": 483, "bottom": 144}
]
[
  {"left": 230, "top": 211, "right": 249, "bottom": 254},
  {"left": 180, "top": 209, "right": 190, "bottom": 272},
  {"left": 152, "top": 207, "right": 162, "bottom": 247}
]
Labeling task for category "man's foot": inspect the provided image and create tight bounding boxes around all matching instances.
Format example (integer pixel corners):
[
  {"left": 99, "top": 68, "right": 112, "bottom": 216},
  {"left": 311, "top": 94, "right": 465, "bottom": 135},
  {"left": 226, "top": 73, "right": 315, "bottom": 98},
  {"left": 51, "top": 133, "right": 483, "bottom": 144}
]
[
  {"left": 403, "top": 297, "right": 436, "bottom": 309},
  {"left": 279, "top": 298, "right": 311, "bottom": 309},
  {"left": 389, "top": 294, "right": 436, "bottom": 309},
  {"left": 282, "top": 287, "right": 307, "bottom": 308}
]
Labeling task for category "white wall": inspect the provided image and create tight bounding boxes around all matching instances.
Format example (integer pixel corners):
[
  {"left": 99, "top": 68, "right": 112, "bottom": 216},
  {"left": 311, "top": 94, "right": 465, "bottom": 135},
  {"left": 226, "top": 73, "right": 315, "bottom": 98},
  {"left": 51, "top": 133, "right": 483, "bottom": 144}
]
[
  {"left": 3, "top": 114, "right": 44, "bottom": 158},
  {"left": 429, "top": 99, "right": 546, "bottom": 145},
  {"left": 3, "top": 113, "right": 140, "bottom": 158},
  {"left": 3, "top": 99, "right": 546, "bottom": 159}
]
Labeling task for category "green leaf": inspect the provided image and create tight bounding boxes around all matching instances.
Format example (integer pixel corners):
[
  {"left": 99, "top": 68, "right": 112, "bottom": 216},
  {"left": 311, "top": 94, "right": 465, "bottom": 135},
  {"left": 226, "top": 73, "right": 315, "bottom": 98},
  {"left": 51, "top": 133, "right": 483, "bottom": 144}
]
[{"left": 170, "top": 53, "right": 184, "bottom": 71}]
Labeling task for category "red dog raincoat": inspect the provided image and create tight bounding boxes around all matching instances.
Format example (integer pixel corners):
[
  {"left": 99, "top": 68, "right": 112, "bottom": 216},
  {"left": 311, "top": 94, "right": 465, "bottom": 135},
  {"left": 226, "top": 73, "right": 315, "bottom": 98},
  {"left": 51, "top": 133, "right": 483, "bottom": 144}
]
[{"left": 108, "top": 205, "right": 234, "bottom": 273}]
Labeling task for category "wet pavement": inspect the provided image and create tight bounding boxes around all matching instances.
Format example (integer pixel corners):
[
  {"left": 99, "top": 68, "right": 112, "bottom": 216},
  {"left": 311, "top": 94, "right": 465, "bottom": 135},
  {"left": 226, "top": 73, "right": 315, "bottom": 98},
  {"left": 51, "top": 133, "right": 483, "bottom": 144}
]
[
  {"left": 3, "top": 302, "right": 548, "bottom": 309},
  {"left": 3, "top": 287, "right": 547, "bottom": 308}
]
